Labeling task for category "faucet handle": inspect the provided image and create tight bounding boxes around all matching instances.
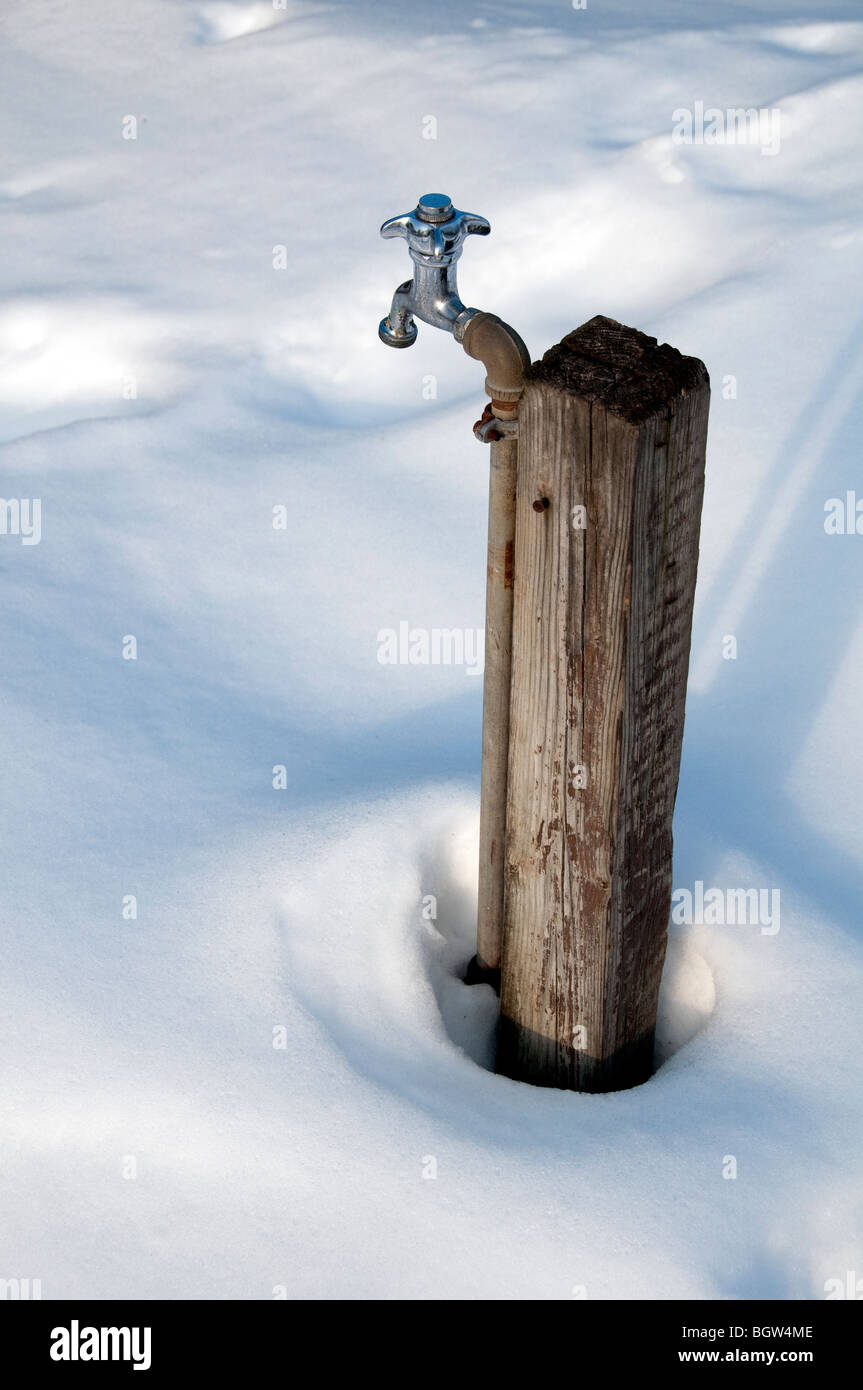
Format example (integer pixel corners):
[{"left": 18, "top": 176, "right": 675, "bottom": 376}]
[{"left": 380, "top": 194, "right": 490, "bottom": 263}]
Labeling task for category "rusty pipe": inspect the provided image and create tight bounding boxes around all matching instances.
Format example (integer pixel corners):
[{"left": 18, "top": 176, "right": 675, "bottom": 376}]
[{"left": 462, "top": 314, "right": 529, "bottom": 974}]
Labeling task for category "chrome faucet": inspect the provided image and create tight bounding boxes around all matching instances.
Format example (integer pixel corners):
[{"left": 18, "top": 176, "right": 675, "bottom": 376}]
[{"left": 378, "top": 193, "right": 490, "bottom": 348}]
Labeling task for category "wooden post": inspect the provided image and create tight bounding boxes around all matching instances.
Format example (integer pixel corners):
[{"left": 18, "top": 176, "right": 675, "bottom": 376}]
[{"left": 497, "top": 316, "right": 709, "bottom": 1092}]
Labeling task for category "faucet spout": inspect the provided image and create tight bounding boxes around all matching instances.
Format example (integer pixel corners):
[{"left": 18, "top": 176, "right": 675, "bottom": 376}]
[
  {"left": 380, "top": 263, "right": 476, "bottom": 347},
  {"left": 380, "top": 279, "right": 418, "bottom": 348}
]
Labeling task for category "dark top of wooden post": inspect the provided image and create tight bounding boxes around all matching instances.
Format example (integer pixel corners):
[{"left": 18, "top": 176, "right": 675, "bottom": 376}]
[{"left": 529, "top": 314, "right": 708, "bottom": 422}]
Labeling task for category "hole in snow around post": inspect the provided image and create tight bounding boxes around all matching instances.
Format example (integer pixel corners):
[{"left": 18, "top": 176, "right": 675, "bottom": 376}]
[{"left": 423, "top": 812, "right": 716, "bottom": 1082}]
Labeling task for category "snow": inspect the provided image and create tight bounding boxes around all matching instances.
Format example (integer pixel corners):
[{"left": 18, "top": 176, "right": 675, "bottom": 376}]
[{"left": 1, "top": 0, "right": 862, "bottom": 1299}]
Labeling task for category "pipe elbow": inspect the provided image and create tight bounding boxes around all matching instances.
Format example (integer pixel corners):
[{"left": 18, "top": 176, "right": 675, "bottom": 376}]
[{"left": 461, "top": 312, "right": 531, "bottom": 416}]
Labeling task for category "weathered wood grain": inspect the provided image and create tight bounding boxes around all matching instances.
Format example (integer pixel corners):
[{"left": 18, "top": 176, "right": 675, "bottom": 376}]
[{"left": 497, "top": 316, "right": 709, "bottom": 1091}]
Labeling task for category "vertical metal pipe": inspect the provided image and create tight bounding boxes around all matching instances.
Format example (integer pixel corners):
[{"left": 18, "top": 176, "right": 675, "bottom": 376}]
[{"left": 476, "top": 433, "right": 517, "bottom": 973}]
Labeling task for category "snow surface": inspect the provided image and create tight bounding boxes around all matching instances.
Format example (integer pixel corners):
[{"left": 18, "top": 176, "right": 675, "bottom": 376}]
[{"left": 1, "top": 0, "right": 862, "bottom": 1299}]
